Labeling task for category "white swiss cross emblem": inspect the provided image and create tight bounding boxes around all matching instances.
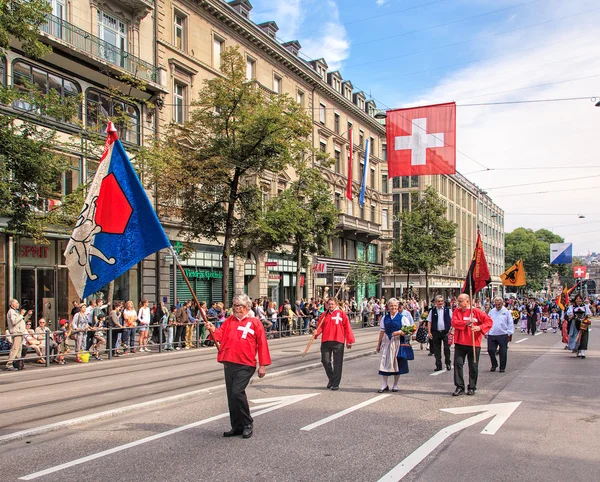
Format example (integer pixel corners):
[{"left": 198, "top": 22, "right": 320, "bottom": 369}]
[
  {"left": 394, "top": 118, "right": 444, "bottom": 166},
  {"left": 237, "top": 321, "right": 255, "bottom": 339},
  {"left": 332, "top": 312, "right": 343, "bottom": 324}
]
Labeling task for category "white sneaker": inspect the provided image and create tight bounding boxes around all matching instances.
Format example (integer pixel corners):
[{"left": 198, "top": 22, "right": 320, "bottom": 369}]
[
  {"left": 175, "top": 347, "right": 180, "bottom": 351},
  {"left": 185, "top": 346, "right": 190, "bottom": 350}
]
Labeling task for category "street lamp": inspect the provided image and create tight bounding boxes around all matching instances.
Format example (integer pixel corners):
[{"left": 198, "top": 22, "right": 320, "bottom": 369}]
[{"left": 374, "top": 111, "right": 387, "bottom": 120}]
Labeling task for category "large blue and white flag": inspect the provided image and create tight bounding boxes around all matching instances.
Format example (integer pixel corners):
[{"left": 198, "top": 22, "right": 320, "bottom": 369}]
[
  {"left": 359, "top": 138, "right": 370, "bottom": 207},
  {"left": 64, "top": 122, "right": 170, "bottom": 299},
  {"left": 550, "top": 243, "right": 572, "bottom": 265}
]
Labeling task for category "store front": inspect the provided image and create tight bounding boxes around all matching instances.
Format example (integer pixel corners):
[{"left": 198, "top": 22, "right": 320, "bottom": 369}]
[
  {"left": 169, "top": 243, "right": 233, "bottom": 306},
  {"left": 266, "top": 253, "right": 305, "bottom": 306}
]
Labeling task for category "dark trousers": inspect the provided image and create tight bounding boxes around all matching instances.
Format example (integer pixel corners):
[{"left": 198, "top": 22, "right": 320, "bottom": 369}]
[
  {"left": 110, "top": 329, "right": 120, "bottom": 355},
  {"left": 527, "top": 318, "right": 537, "bottom": 335},
  {"left": 454, "top": 343, "right": 480, "bottom": 391},
  {"left": 321, "top": 341, "right": 345, "bottom": 388},
  {"left": 174, "top": 325, "right": 186, "bottom": 347},
  {"left": 487, "top": 334, "right": 509, "bottom": 370},
  {"left": 122, "top": 327, "right": 136, "bottom": 350},
  {"left": 85, "top": 331, "right": 95, "bottom": 351},
  {"left": 224, "top": 362, "right": 255, "bottom": 430},
  {"left": 431, "top": 330, "right": 451, "bottom": 369}
]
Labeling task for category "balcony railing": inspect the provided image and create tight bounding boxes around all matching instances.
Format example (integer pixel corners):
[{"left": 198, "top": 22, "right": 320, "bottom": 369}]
[{"left": 41, "top": 14, "right": 160, "bottom": 85}]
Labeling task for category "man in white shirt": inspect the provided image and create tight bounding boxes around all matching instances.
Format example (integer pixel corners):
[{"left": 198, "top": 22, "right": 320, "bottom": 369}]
[
  {"left": 427, "top": 295, "right": 453, "bottom": 371},
  {"left": 487, "top": 296, "right": 514, "bottom": 373}
]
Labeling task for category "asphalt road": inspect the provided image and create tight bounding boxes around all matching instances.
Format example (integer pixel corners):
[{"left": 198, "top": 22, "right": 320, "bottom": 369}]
[{"left": 0, "top": 324, "right": 598, "bottom": 482}]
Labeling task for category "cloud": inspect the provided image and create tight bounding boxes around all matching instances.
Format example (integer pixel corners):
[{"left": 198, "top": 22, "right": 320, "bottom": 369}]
[
  {"left": 397, "top": 0, "right": 600, "bottom": 253},
  {"left": 250, "top": 0, "right": 350, "bottom": 70},
  {"left": 376, "top": 0, "right": 388, "bottom": 5}
]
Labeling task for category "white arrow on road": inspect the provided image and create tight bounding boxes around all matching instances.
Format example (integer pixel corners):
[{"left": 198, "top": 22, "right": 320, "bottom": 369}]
[
  {"left": 377, "top": 401, "right": 522, "bottom": 481},
  {"left": 20, "top": 393, "right": 319, "bottom": 481}
]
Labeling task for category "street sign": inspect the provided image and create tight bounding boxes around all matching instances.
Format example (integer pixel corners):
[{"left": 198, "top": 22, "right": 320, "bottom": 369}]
[
  {"left": 378, "top": 401, "right": 521, "bottom": 481},
  {"left": 550, "top": 243, "right": 572, "bottom": 264},
  {"left": 312, "top": 263, "right": 327, "bottom": 273}
]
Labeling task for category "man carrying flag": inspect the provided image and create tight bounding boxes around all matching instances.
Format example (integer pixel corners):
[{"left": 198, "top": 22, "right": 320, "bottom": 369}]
[
  {"left": 64, "top": 122, "right": 171, "bottom": 299},
  {"left": 452, "top": 232, "right": 493, "bottom": 396}
]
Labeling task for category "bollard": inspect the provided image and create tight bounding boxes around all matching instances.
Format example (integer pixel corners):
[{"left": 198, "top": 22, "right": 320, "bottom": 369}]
[{"left": 158, "top": 323, "right": 163, "bottom": 353}]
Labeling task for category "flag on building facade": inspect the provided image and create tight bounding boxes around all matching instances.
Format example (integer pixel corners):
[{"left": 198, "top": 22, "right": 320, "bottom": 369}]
[
  {"left": 346, "top": 127, "right": 353, "bottom": 201},
  {"left": 64, "top": 122, "right": 170, "bottom": 299},
  {"left": 386, "top": 102, "right": 456, "bottom": 178},
  {"left": 500, "top": 259, "right": 526, "bottom": 286},
  {"left": 461, "top": 232, "right": 491, "bottom": 295},
  {"left": 359, "top": 137, "right": 370, "bottom": 207}
]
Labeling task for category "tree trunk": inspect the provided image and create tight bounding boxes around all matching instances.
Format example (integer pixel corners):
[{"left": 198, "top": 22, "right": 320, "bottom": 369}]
[
  {"left": 222, "top": 170, "right": 241, "bottom": 309},
  {"left": 107, "top": 280, "right": 114, "bottom": 307},
  {"left": 406, "top": 271, "right": 410, "bottom": 295},
  {"left": 425, "top": 270, "right": 430, "bottom": 307}
]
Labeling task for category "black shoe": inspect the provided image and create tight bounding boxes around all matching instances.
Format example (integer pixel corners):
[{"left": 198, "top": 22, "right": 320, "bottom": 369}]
[
  {"left": 434, "top": 367, "right": 442, "bottom": 372},
  {"left": 242, "top": 426, "right": 253, "bottom": 439},
  {"left": 466, "top": 388, "right": 476, "bottom": 396},
  {"left": 452, "top": 387, "right": 464, "bottom": 397},
  {"left": 428, "top": 353, "right": 434, "bottom": 356},
  {"left": 377, "top": 386, "right": 389, "bottom": 393},
  {"left": 446, "top": 364, "right": 451, "bottom": 371},
  {"left": 499, "top": 369, "right": 505, "bottom": 373},
  {"left": 490, "top": 367, "right": 496, "bottom": 372},
  {"left": 223, "top": 428, "right": 243, "bottom": 437},
  {"left": 581, "top": 356, "right": 586, "bottom": 359},
  {"left": 326, "top": 382, "right": 332, "bottom": 389},
  {"left": 330, "top": 386, "right": 339, "bottom": 391}
]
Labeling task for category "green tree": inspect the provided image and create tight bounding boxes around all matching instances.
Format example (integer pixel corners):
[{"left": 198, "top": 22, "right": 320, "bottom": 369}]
[
  {"left": 147, "top": 47, "right": 313, "bottom": 306},
  {"left": 388, "top": 186, "right": 457, "bottom": 305},
  {"left": 0, "top": 1, "right": 82, "bottom": 241},
  {"left": 254, "top": 161, "right": 339, "bottom": 302}
]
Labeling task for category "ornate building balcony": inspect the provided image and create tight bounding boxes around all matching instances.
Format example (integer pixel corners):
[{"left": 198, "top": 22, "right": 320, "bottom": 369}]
[{"left": 338, "top": 213, "right": 381, "bottom": 239}]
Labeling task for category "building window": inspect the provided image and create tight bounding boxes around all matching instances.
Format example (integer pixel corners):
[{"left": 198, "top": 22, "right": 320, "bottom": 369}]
[
  {"left": 382, "top": 209, "right": 388, "bottom": 230},
  {"left": 359, "top": 162, "right": 364, "bottom": 183},
  {"left": 346, "top": 239, "right": 356, "bottom": 260},
  {"left": 392, "top": 177, "right": 400, "bottom": 189},
  {"left": 370, "top": 137, "right": 375, "bottom": 156},
  {"left": 411, "top": 175, "right": 419, "bottom": 187},
  {"left": 335, "top": 192, "right": 341, "bottom": 211},
  {"left": 393, "top": 194, "right": 400, "bottom": 216},
  {"left": 174, "top": 12, "right": 186, "bottom": 50},
  {"left": 370, "top": 168, "right": 375, "bottom": 189},
  {"left": 97, "top": 10, "right": 127, "bottom": 67},
  {"left": 334, "top": 149, "right": 341, "bottom": 173},
  {"left": 382, "top": 143, "right": 387, "bottom": 161},
  {"left": 368, "top": 244, "right": 377, "bottom": 263},
  {"left": 401, "top": 192, "right": 409, "bottom": 212},
  {"left": 86, "top": 89, "right": 140, "bottom": 145},
  {"left": 297, "top": 89, "right": 304, "bottom": 107},
  {"left": 173, "top": 81, "right": 186, "bottom": 124},
  {"left": 213, "top": 35, "right": 224, "bottom": 69},
  {"left": 334, "top": 113, "right": 340, "bottom": 134},
  {"left": 347, "top": 200, "right": 353, "bottom": 217},
  {"left": 382, "top": 174, "right": 388, "bottom": 194},
  {"left": 0, "top": 56, "right": 5, "bottom": 85},
  {"left": 320, "top": 140, "right": 327, "bottom": 153},
  {"left": 12, "top": 60, "right": 81, "bottom": 122},
  {"left": 273, "top": 73, "right": 282, "bottom": 93},
  {"left": 402, "top": 176, "right": 409, "bottom": 188},
  {"left": 371, "top": 205, "right": 376, "bottom": 222},
  {"left": 319, "top": 103, "right": 326, "bottom": 124},
  {"left": 360, "top": 205, "right": 364, "bottom": 220},
  {"left": 246, "top": 56, "right": 256, "bottom": 80},
  {"left": 393, "top": 221, "right": 400, "bottom": 239},
  {"left": 359, "top": 130, "right": 364, "bottom": 148}
]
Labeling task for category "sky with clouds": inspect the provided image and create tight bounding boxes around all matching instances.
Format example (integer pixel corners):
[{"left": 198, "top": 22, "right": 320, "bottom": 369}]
[{"left": 249, "top": 0, "right": 600, "bottom": 256}]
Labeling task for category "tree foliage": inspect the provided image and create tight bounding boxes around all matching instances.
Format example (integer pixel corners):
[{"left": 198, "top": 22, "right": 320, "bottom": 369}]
[
  {"left": 255, "top": 161, "right": 339, "bottom": 302},
  {"left": 388, "top": 186, "right": 457, "bottom": 304},
  {"left": 145, "top": 47, "right": 314, "bottom": 305},
  {"left": 0, "top": 0, "right": 51, "bottom": 58},
  {"left": 504, "top": 227, "right": 579, "bottom": 291}
]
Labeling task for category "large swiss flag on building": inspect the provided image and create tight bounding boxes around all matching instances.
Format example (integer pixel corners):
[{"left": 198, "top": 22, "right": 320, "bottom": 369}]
[{"left": 386, "top": 102, "right": 456, "bottom": 178}]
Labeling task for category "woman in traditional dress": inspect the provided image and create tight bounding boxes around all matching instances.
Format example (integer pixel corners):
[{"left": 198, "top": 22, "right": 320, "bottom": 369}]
[
  {"left": 549, "top": 308, "right": 560, "bottom": 334},
  {"left": 376, "top": 298, "right": 415, "bottom": 393},
  {"left": 520, "top": 311, "right": 528, "bottom": 333},
  {"left": 567, "top": 294, "right": 592, "bottom": 359}
]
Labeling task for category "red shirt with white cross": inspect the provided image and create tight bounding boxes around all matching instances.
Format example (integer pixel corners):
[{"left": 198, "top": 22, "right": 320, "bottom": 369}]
[
  {"left": 314, "top": 308, "right": 356, "bottom": 345},
  {"left": 211, "top": 314, "right": 271, "bottom": 367}
]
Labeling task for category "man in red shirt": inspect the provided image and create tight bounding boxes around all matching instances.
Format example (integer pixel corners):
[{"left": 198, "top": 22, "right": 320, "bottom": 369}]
[
  {"left": 451, "top": 293, "right": 493, "bottom": 396},
  {"left": 205, "top": 294, "right": 271, "bottom": 439},
  {"left": 313, "top": 298, "right": 355, "bottom": 390}
]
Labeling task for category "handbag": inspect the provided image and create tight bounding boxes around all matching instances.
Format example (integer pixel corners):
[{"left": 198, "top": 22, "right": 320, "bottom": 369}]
[
  {"left": 447, "top": 332, "right": 454, "bottom": 346},
  {"left": 397, "top": 343, "right": 415, "bottom": 361}
]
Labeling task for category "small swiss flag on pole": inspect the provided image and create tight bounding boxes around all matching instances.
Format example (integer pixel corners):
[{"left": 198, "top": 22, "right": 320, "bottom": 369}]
[
  {"left": 386, "top": 102, "right": 456, "bottom": 178},
  {"left": 573, "top": 266, "right": 587, "bottom": 279}
]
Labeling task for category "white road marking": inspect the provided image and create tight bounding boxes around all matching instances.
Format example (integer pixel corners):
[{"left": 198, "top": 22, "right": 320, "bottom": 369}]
[
  {"left": 300, "top": 394, "right": 390, "bottom": 431},
  {"left": 515, "top": 338, "right": 529, "bottom": 344},
  {"left": 535, "top": 332, "right": 543, "bottom": 336},
  {"left": 20, "top": 393, "right": 319, "bottom": 480},
  {"left": 430, "top": 366, "right": 453, "bottom": 376},
  {"left": 377, "top": 401, "right": 521, "bottom": 481}
]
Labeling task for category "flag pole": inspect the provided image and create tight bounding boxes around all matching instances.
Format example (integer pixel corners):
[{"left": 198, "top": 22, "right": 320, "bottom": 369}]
[
  {"left": 469, "top": 282, "right": 476, "bottom": 362},
  {"left": 170, "top": 246, "right": 220, "bottom": 351},
  {"left": 302, "top": 312, "right": 325, "bottom": 357}
]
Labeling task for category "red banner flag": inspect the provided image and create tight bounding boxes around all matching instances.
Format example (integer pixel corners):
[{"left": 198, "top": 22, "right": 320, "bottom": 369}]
[
  {"left": 346, "top": 128, "right": 353, "bottom": 201},
  {"left": 573, "top": 265, "right": 586, "bottom": 278},
  {"left": 462, "top": 232, "right": 491, "bottom": 296},
  {"left": 386, "top": 102, "right": 456, "bottom": 178}
]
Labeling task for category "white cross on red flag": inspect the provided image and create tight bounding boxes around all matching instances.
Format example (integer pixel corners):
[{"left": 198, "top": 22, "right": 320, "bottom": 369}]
[
  {"left": 573, "top": 265, "right": 587, "bottom": 279},
  {"left": 386, "top": 102, "right": 456, "bottom": 178}
]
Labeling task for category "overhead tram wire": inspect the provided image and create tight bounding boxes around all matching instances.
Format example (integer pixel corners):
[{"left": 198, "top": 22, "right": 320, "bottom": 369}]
[
  {"left": 484, "top": 174, "right": 600, "bottom": 190},
  {"left": 463, "top": 159, "right": 600, "bottom": 175},
  {"left": 343, "top": 5, "right": 600, "bottom": 69},
  {"left": 493, "top": 186, "right": 600, "bottom": 198}
]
